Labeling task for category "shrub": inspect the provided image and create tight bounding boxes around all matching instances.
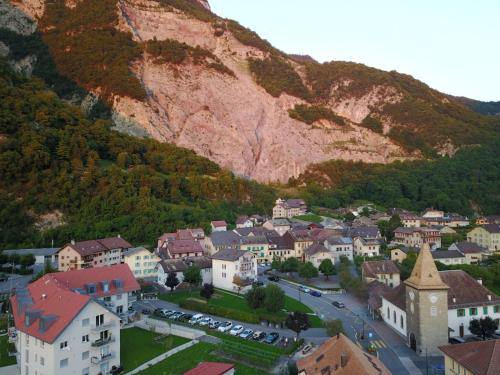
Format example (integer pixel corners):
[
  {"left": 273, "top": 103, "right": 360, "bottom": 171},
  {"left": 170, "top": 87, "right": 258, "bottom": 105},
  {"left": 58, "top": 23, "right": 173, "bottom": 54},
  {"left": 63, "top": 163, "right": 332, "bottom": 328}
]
[
  {"left": 360, "top": 116, "right": 383, "bottom": 133},
  {"left": 289, "top": 104, "right": 345, "bottom": 125}
]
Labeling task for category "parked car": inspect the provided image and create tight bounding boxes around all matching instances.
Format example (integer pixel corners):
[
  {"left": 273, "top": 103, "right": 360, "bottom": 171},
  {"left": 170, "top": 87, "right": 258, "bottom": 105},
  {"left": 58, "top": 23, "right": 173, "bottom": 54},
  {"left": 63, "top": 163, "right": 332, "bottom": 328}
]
[
  {"left": 0, "top": 274, "right": 7, "bottom": 282},
  {"left": 229, "top": 325, "right": 244, "bottom": 336},
  {"left": 278, "top": 336, "right": 289, "bottom": 348},
  {"left": 154, "top": 308, "right": 163, "bottom": 316},
  {"left": 252, "top": 331, "right": 266, "bottom": 341},
  {"left": 141, "top": 308, "right": 151, "bottom": 315},
  {"left": 299, "top": 286, "right": 311, "bottom": 293},
  {"left": 180, "top": 313, "right": 193, "bottom": 322},
  {"left": 239, "top": 329, "right": 254, "bottom": 339},
  {"left": 189, "top": 314, "right": 204, "bottom": 324},
  {"left": 253, "top": 280, "right": 264, "bottom": 287},
  {"left": 198, "top": 317, "right": 213, "bottom": 326},
  {"left": 310, "top": 290, "right": 322, "bottom": 297},
  {"left": 264, "top": 332, "right": 280, "bottom": 344},
  {"left": 209, "top": 321, "right": 221, "bottom": 329},
  {"left": 217, "top": 321, "right": 233, "bottom": 332},
  {"left": 302, "top": 344, "right": 314, "bottom": 354},
  {"left": 268, "top": 275, "right": 280, "bottom": 282},
  {"left": 160, "top": 309, "right": 172, "bottom": 317},
  {"left": 170, "top": 311, "right": 184, "bottom": 320},
  {"left": 449, "top": 337, "right": 466, "bottom": 344},
  {"left": 332, "top": 301, "right": 345, "bottom": 308}
]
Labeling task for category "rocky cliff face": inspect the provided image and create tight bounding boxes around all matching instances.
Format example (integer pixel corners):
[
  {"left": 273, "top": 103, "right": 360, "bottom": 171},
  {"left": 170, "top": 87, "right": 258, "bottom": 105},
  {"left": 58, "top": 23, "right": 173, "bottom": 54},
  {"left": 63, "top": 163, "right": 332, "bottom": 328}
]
[{"left": 6, "top": 0, "right": 488, "bottom": 182}]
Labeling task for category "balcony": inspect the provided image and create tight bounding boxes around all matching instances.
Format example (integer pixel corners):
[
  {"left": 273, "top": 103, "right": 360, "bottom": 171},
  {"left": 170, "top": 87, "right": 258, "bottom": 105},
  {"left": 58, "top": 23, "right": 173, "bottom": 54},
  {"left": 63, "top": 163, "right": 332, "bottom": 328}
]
[
  {"left": 91, "top": 320, "right": 115, "bottom": 332},
  {"left": 91, "top": 351, "right": 114, "bottom": 364},
  {"left": 91, "top": 336, "right": 115, "bottom": 347}
]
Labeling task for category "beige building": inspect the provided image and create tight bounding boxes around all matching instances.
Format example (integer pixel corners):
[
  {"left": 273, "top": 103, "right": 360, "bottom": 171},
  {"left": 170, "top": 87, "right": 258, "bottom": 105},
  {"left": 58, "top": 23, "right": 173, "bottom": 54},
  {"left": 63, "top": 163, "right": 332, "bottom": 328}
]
[
  {"left": 122, "top": 247, "right": 160, "bottom": 279},
  {"left": 304, "top": 243, "right": 335, "bottom": 268},
  {"left": 400, "top": 213, "right": 421, "bottom": 228},
  {"left": 448, "top": 242, "right": 485, "bottom": 265},
  {"left": 467, "top": 224, "right": 500, "bottom": 254},
  {"left": 239, "top": 236, "right": 271, "bottom": 264},
  {"left": 282, "top": 229, "right": 314, "bottom": 260},
  {"left": 211, "top": 249, "right": 257, "bottom": 293},
  {"left": 272, "top": 198, "right": 307, "bottom": 219},
  {"left": 57, "top": 236, "right": 131, "bottom": 271},
  {"left": 353, "top": 237, "right": 381, "bottom": 257},
  {"left": 393, "top": 227, "right": 441, "bottom": 249},
  {"left": 361, "top": 260, "right": 400, "bottom": 287},
  {"left": 439, "top": 340, "right": 500, "bottom": 375}
]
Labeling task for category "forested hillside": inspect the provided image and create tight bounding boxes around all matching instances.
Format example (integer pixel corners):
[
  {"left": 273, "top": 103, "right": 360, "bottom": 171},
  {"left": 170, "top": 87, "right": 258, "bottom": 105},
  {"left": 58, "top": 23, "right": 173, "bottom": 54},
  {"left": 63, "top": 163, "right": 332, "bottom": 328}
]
[{"left": 0, "top": 61, "right": 275, "bottom": 250}]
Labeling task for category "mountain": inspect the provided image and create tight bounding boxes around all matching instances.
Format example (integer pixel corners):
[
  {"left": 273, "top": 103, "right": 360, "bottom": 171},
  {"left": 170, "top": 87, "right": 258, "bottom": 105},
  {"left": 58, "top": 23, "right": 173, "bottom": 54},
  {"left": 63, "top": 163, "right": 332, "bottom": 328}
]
[
  {"left": 2, "top": 0, "right": 499, "bottom": 184},
  {"left": 0, "top": 59, "right": 275, "bottom": 250},
  {"left": 451, "top": 96, "right": 500, "bottom": 116}
]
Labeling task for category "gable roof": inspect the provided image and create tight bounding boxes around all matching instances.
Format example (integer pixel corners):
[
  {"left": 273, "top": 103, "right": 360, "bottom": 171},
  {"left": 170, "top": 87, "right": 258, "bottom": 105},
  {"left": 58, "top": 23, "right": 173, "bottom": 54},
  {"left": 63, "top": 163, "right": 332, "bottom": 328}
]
[
  {"left": 404, "top": 244, "right": 449, "bottom": 290},
  {"left": 210, "top": 231, "right": 241, "bottom": 248},
  {"left": 61, "top": 236, "right": 131, "bottom": 257},
  {"left": 158, "top": 256, "right": 212, "bottom": 273},
  {"left": 211, "top": 220, "right": 227, "bottom": 228},
  {"left": 345, "top": 226, "right": 380, "bottom": 239},
  {"left": 183, "top": 362, "right": 235, "bottom": 375},
  {"left": 482, "top": 224, "right": 500, "bottom": 234},
  {"left": 382, "top": 283, "right": 406, "bottom": 310},
  {"left": 3, "top": 248, "right": 59, "bottom": 257},
  {"left": 362, "top": 260, "right": 400, "bottom": 278},
  {"left": 440, "top": 270, "right": 500, "bottom": 309},
  {"left": 236, "top": 216, "right": 250, "bottom": 225},
  {"left": 432, "top": 250, "right": 465, "bottom": 260},
  {"left": 211, "top": 249, "right": 249, "bottom": 262},
  {"left": 451, "top": 241, "right": 485, "bottom": 254},
  {"left": 296, "top": 333, "right": 391, "bottom": 375},
  {"left": 439, "top": 340, "right": 500, "bottom": 375},
  {"left": 304, "top": 243, "right": 329, "bottom": 257},
  {"left": 164, "top": 240, "right": 203, "bottom": 256}
]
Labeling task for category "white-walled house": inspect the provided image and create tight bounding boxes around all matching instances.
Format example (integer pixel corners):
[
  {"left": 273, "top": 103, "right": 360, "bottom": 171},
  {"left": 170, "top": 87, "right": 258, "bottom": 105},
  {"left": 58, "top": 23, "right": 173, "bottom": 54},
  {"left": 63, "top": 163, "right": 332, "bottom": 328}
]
[
  {"left": 236, "top": 216, "right": 254, "bottom": 229},
  {"left": 156, "top": 257, "right": 212, "bottom": 289},
  {"left": 324, "top": 236, "right": 353, "bottom": 261},
  {"left": 211, "top": 221, "right": 228, "bottom": 233},
  {"left": 362, "top": 260, "right": 401, "bottom": 287},
  {"left": 3, "top": 248, "right": 58, "bottom": 267},
  {"left": 211, "top": 250, "right": 257, "bottom": 293},
  {"left": 122, "top": 247, "right": 160, "bottom": 279},
  {"left": 11, "top": 273, "right": 123, "bottom": 375},
  {"left": 381, "top": 284, "right": 407, "bottom": 337},
  {"left": 353, "top": 237, "right": 381, "bottom": 257}
]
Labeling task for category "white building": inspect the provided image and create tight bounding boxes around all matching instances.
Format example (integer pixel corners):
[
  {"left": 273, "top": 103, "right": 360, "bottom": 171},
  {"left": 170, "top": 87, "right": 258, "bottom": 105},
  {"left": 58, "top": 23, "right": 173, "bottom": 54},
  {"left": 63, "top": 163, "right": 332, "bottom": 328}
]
[
  {"left": 353, "top": 237, "right": 381, "bottom": 257},
  {"left": 211, "top": 221, "right": 228, "bottom": 233},
  {"left": 431, "top": 250, "right": 466, "bottom": 266},
  {"left": 156, "top": 257, "right": 212, "bottom": 289},
  {"left": 122, "top": 247, "right": 160, "bottom": 279},
  {"left": 361, "top": 260, "right": 401, "bottom": 287},
  {"left": 304, "top": 243, "right": 335, "bottom": 268},
  {"left": 10, "top": 268, "right": 129, "bottom": 375},
  {"left": 211, "top": 249, "right": 257, "bottom": 293},
  {"left": 263, "top": 218, "right": 292, "bottom": 236},
  {"left": 324, "top": 236, "right": 353, "bottom": 261},
  {"left": 236, "top": 216, "right": 254, "bottom": 229},
  {"left": 272, "top": 198, "right": 307, "bottom": 219}
]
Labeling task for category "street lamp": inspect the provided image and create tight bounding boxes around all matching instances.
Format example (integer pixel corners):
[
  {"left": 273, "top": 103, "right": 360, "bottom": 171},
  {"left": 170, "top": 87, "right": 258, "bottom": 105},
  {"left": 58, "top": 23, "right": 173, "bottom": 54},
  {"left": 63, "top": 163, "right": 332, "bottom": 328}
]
[{"left": 419, "top": 348, "right": 429, "bottom": 375}]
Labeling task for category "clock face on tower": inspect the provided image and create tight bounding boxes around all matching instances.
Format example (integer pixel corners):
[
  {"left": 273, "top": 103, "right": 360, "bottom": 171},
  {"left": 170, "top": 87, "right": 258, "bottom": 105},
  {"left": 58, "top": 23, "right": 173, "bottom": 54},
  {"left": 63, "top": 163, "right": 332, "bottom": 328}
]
[{"left": 429, "top": 294, "right": 438, "bottom": 303}]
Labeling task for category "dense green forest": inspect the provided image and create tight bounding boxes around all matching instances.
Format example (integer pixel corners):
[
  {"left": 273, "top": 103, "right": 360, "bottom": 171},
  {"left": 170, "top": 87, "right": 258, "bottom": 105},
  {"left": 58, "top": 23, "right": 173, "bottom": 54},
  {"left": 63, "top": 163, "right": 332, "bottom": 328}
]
[
  {"left": 0, "top": 61, "right": 275, "bottom": 250},
  {"left": 291, "top": 143, "right": 500, "bottom": 216}
]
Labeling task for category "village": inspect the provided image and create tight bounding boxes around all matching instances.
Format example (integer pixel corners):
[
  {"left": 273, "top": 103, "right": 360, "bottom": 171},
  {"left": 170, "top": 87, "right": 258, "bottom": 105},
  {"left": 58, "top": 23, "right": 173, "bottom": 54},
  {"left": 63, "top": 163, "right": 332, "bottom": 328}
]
[{"left": 0, "top": 198, "right": 499, "bottom": 375}]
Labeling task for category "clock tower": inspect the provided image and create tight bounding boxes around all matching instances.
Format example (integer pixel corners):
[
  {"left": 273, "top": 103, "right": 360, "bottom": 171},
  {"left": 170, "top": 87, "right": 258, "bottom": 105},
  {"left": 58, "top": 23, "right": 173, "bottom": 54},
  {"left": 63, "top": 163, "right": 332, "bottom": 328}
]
[{"left": 405, "top": 243, "right": 449, "bottom": 356}]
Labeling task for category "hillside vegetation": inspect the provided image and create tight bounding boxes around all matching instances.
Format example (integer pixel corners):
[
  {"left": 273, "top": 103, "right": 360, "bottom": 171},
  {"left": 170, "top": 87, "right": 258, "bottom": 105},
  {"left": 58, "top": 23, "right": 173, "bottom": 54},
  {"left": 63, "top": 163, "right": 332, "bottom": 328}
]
[{"left": 0, "top": 61, "right": 274, "bottom": 250}]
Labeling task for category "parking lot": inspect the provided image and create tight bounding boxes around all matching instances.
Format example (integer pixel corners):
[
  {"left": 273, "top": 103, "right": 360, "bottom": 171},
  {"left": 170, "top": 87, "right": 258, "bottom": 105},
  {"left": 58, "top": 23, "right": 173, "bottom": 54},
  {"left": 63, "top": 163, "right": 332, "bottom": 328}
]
[{"left": 133, "top": 298, "right": 298, "bottom": 349}]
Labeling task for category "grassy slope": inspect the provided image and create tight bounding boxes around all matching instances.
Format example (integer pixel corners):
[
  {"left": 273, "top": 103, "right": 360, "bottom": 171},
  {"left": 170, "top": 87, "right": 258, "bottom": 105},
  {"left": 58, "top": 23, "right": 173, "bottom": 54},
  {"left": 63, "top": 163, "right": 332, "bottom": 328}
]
[{"left": 120, "top": 328, "right": 190, "bottom": 371}]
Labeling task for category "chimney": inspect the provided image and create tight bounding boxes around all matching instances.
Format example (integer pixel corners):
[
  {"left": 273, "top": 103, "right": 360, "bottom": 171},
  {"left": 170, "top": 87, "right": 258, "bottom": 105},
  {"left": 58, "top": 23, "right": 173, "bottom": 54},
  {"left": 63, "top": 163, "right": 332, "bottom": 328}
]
[
  {"left": 41, "top": 294, "right": 47, "bottom": 300},
  {"left": 340, "top": 353, "right": 348, "bottom": 368},
  {"left": 71, "top": 239, "right": 75, "bottom": 245},
  {"left": 477, "top": 278, "right": 483, "bottom": 285}
]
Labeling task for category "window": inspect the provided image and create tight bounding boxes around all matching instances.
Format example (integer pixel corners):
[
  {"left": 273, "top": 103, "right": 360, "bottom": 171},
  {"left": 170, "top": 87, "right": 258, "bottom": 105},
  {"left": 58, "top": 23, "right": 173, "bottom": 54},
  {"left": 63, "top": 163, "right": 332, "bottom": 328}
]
[
  {"left": 222, "top": 272, "right": 226, "bottom": 278},
  {"left": 387, "top": 307, "right": 390, "bottom": 319},
  {"left": 82, "top": 318, "right": 89, "bottom": 327},
  {"left": 400, "top": 315, "right": 404, "bottom": 329},
  {"left": 82, "top": 335, "right": 89, "bottom": 343},
  {"left": 60, "top": 359, "right": 68, "bottom": 368},
  {"left": 26, "top": 335, "right": 29, "bottom": 345},
  {"left": 483, "top": 306, "right": 488, "bottom": 314},
  {"left": 26, "top": 349, "right": 29, "bottom": 363},
  {"left": 59, "top": 341, "right": 68, "bottom": 350},
  {"left": 116, "top": 294, "right": 122, "bottom": 300},
  {"left": 470, "top": 307, "right": 478, "bottom": 316},
  {"left": 494, "top": 305, "right": 500, "bottom": 313},
  {"left": 117, "top": 306, "right": 123, "bottom": 314},
  {"left": 457, "top": 309, "right": 465, "bottom": 317},
  {"left": 40, "top": 357, "right": 44, "bottom": 366},
  {"left": 96, "top": 314, "right": 104, "bottom": 327},
  {"left": 82, "top": 351, "right": 89, "bottom": 360},
  {"left": 82, "top": 368, "right": 90, "bottom": 375},
  {"left": 393, "top": 311, "right": 396, "bottom": 323}
]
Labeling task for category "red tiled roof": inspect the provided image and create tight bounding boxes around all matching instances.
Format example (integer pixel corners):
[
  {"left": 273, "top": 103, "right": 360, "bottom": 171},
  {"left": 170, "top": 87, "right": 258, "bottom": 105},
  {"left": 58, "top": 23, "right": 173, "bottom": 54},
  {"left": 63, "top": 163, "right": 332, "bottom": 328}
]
[
  {"left": 439, "top": 340, "right": 500, "bottom": 375},
  {"left": 11, "top": 276, "right": 90, "bottom": 344},
  {"left": 50, "top": 263, "right": 140, "bottom": 298},
  {"left": 165, "top": 240, "right": 203, "bottom": 255},
  {"left": 211, "top": 221, "right": 227, "bottom": 227},
  {"left": 183, "top": 362, "right": 235, "bottom": 375}
]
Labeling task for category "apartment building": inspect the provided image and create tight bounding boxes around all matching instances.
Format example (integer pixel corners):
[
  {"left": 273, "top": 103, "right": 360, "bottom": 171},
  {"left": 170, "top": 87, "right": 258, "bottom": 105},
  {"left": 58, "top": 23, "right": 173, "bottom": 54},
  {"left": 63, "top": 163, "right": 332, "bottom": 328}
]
[
  {"left": 272, "top": 198, "right": 307, "bottom": 219},
  {"left": 122, "top": 247, "right": 160, "bottom": 279},
  {"left": 57, "top": 236, "right": 131, "bottom": 271},
  {"left": 211, "top": 249, "right": 257, "bottom": 293}
]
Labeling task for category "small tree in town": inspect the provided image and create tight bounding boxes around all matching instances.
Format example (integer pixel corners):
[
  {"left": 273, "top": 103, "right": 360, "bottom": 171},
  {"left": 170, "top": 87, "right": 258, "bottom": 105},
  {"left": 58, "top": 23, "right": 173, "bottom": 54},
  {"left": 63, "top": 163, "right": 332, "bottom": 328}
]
[
  {"left": 271, "top": 258, "right": 283, "bottom": 272},
  {"left": 183, "top": 266, "right": 202, "bottom": 292},
  {"left": 285, "top": 312, "right": 311, "bottom": 338},
  {"left": 165, "top": 272, "right": 179, "bottom": 292},
  {"left": 318, "top": 259, "right": 336, "bottom": 280},
  {"left": 282, "top": 257, "right": 300, "bottom": 273},
  {"left": 19, "top": 254, "right": 35, "bottom": 269},
  {"left": 264, "top": 283, "right": 285, "bottom": 313},
  {"left": 246, "top": 286, "right": 266, "bottom": 309},
  {"left": 469, "top": 317, "right": 498, "bottom": 340},
  {"left": 298, "top": 262, "right": 318, "bottom": 281},
  {"left": 325, "top": 320, "right": 345, "bottom": 337},
  {"left": 200, "top": 283, "right": 215, "bottom": 302}
]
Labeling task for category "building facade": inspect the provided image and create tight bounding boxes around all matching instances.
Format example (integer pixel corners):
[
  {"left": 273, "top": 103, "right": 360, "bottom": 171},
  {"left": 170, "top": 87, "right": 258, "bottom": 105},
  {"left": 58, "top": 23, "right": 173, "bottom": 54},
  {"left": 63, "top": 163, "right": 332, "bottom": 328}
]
[
  {"left": 122, "top": 247, "right": 160, "bottom": 279},
  {"left": 467, "top": 224, "right": 500, "bottom": 254},
  {"left": 272, "top": 198, "right": 307, "bottom": 219},
  {"left": 211, "top": 250, "right": 257, "bottom": 293}
]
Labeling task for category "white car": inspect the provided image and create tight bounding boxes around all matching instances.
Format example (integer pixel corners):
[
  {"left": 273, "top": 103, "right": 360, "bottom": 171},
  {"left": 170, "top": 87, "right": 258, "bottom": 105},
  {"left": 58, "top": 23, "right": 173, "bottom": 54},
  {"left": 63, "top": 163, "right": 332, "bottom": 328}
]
[
  {"left": 188, "top": 314, "right": 204, "bottom": 325},
  {"left": 198, "top": 317, "right": 213, "bottom": 326},
  {"left": 239, "top": 329, "right": 253, "bottom": 339},
  {"left": 299, "top": 286, "right": 311, "bottom": 293},
  {"left": 217, "top": 321, "right": 233, "bottom": 332},
  {"left": 229, "top": 325, "right": 244, "bottom": 336}
]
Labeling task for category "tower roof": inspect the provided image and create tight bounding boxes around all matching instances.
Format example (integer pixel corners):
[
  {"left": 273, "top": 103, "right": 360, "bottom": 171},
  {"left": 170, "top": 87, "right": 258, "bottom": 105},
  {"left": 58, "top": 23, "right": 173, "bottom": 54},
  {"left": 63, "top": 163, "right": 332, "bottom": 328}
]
[{"left": 404, "top": 243, "right": 449, "bottom": 290}]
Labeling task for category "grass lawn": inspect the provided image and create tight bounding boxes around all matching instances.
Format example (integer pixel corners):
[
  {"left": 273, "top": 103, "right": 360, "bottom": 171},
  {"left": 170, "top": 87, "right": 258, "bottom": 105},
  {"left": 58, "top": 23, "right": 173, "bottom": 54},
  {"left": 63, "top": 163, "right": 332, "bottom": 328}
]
[
  {"left": 120, "top": 328, "right": 190, "bottom": 371},
  {"left": 137, "top": 342, "right": 268, "bottom": 375},
  {"left": 160, "top": 288, "right": 323, "bottom": 327},
  {"left": 0, "top": 335, "right": 16, "bottom": 367},
  {"left": 294, "top": 214, "right": 323, "bottom": 223}
]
